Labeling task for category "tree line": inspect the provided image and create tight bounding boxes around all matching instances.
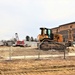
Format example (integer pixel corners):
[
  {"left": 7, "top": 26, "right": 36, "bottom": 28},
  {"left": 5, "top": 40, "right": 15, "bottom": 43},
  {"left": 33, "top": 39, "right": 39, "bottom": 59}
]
[{"left": 25, "top": 36, "right": 38, "bottom": 42}]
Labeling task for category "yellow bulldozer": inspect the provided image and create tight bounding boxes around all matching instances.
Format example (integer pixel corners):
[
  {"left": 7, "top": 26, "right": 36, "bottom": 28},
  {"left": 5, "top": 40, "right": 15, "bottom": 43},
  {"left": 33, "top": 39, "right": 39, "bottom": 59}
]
[{"left": 37, "top": 27, "right": 66, "bottom": 50}]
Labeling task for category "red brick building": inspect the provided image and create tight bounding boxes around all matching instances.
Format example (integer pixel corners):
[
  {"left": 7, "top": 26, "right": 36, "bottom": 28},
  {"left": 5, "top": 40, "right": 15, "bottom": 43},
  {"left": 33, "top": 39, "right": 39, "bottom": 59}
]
[{"left": 51, "top": 22, "right": 75, "bottom": 42}]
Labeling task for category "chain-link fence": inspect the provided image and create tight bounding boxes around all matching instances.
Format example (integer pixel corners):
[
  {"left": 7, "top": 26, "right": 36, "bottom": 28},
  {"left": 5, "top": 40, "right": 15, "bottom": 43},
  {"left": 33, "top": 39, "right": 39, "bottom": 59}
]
[
  {"left": 0, "top": 41, "right": 75, "bottom": 60},
  {"left": 0, "top": 47, "right": 69, "bottom": 61}
]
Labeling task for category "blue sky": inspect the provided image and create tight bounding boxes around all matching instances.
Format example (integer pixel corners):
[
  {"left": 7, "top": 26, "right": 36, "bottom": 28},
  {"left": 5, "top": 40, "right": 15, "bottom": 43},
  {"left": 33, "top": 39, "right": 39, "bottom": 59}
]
[{"left": 0, "top": 0, "right": 75, "bottom": 40}]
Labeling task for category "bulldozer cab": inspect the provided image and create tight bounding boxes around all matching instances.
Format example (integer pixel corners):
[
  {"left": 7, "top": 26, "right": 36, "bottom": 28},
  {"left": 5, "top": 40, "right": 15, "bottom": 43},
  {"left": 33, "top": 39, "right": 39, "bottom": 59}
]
[
  {"left": 40, "top": 27, "right": 53, "bottom": 40},
  {"left": 40, "top": 27, "right": 50, "bottom": 36}
]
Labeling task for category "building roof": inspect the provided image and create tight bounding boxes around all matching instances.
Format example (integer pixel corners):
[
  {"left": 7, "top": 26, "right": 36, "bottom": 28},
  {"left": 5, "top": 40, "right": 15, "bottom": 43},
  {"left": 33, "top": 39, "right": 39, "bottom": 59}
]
[
  {"left": 51, "top": 22, "right": 75, "bottom": 29},
  {"left": 59, "top": 22, "right": 75, "bottom": 27}
]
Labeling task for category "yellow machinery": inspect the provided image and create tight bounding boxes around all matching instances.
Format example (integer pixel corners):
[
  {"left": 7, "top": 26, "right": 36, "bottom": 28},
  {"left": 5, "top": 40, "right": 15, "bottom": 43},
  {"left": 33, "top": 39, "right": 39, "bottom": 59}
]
[{"left": 37, "top": 27, "right": 66, "bottom": 50}]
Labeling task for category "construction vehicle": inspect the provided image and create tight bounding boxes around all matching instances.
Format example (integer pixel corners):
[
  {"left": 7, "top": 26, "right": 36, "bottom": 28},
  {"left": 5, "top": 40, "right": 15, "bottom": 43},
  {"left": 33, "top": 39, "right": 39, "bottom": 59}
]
[
  {"left": 37, "top": 27, "right": 66, "bottom": 50},
  {"left": 13, "top": 33, "right": 25, "bottom": 47}
]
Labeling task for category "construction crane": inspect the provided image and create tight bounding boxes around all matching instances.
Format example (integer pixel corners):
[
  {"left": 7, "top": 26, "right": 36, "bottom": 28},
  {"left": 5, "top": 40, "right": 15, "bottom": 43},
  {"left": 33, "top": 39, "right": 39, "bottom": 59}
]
[
  {"left": 15, "top": 33, "right": 19, "bottom": 41},
  {"left": 13, "top": 33, "right": 25, "bottom": 47}
]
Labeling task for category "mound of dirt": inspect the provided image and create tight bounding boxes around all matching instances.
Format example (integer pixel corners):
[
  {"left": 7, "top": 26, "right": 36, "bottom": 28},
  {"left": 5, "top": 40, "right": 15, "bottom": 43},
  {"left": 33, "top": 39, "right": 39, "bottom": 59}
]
[{"left": 66, "top": 47, "right": 75, "bottom": 53}]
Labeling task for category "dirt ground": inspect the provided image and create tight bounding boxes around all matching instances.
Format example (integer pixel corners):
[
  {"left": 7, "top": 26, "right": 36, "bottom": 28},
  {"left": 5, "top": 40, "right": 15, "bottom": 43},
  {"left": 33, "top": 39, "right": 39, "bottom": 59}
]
[
  {"left": 0, "top": 58, "right": 75, "bottom": 75},
  {"left": 0, "top": 46, "right": 75, "bottom": 75}
]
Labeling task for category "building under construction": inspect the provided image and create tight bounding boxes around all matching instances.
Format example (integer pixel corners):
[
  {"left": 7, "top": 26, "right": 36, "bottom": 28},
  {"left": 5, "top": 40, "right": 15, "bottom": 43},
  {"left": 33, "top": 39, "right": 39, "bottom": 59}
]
[{"left": 51, "top": 22, "right": 75, "bottom": 42}]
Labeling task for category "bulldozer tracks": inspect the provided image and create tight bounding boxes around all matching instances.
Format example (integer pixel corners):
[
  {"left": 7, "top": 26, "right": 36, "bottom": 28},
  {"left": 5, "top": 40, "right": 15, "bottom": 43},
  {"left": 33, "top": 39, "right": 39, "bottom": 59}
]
[{"left": 0, "top": 65, "right": 75, "bottom": 75}]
